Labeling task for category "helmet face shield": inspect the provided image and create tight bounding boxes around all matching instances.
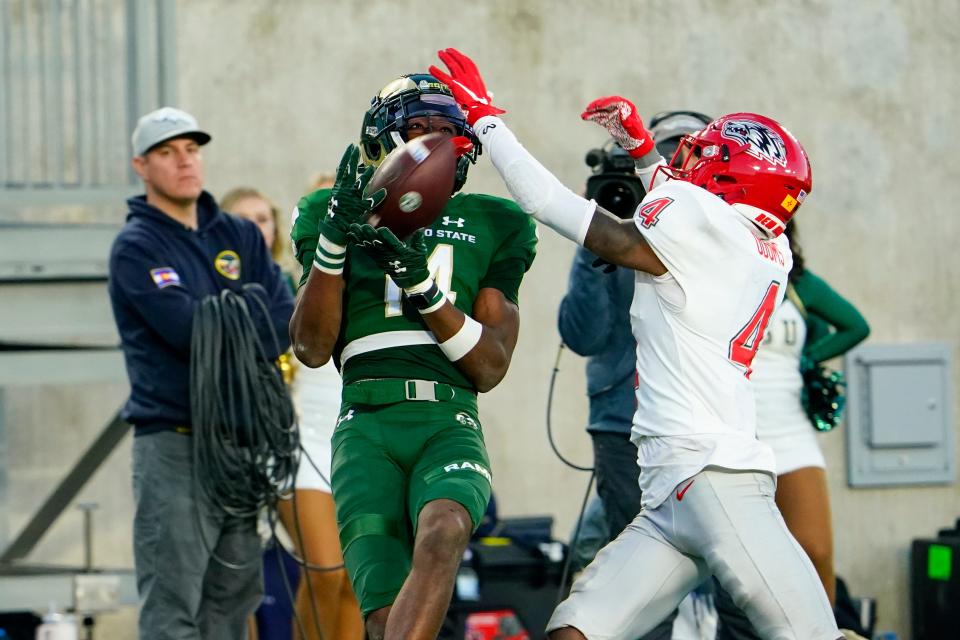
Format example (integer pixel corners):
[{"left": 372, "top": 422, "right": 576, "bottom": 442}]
[
  {"left": 359, "top": 74, "right": 479, "bottom": 192},
  {"left": 668, "top": 135, "right": 703, "bottom": 172}
]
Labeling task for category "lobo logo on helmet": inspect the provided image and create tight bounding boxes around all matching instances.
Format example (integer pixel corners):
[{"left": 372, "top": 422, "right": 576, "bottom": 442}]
[{"left": 721, "top": 120, "right": 788, "bottom": 168}]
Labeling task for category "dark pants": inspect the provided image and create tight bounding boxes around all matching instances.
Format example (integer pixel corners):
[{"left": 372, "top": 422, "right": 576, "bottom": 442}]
[
  {"left": 591, "top": 431, "right": 644, "bottom": 539},
  {"left": 590, "top": 431, "right": 676, "bottom": 640},
  {"left": 133, "top": 431, "right": 263, "bottom": 640},
  {"left": 714, "top": 578, "right": 763, "bottom": 640}
]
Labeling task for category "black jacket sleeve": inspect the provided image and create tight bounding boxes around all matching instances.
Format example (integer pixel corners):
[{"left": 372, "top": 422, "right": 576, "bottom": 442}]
[
  {"left": 109, "top": 242, "right": 199, "bottom": 356},
  {"left": 558, "top": 246, "right": 616, "bottom": 356}
]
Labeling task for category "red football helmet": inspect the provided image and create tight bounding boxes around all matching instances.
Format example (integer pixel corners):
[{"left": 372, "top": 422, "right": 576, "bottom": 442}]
[{"left": 662, "top": 112, "right": 812, "bottom": 236}]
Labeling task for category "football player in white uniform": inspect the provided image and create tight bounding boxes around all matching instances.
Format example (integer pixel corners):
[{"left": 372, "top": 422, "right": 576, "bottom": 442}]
[{"left": 431, "top": 49, "right": 843, "bottom": 640}]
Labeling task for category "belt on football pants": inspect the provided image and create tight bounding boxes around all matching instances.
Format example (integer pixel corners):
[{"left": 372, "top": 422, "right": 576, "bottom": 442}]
[{"left": 342, "top": 378, "right": 468, "bottom": 404}]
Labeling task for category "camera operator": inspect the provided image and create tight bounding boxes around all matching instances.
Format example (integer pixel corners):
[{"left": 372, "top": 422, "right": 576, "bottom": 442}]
[{"left": 557, "top": 111, "right": 711, "bottom": 640}]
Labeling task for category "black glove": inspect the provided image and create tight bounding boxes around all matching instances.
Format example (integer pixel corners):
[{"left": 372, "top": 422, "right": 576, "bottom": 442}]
[
  {"left": 347, "top": 224, "right": 430, "bottom": 290},
  {"left": 319, "top": 145, "right": 386, "bottom": 246},
  {"left": 592, "top": 256, "right": 617, "bottom": 274}
]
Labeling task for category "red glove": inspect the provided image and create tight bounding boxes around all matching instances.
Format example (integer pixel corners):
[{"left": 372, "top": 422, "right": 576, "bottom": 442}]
[
  {"left": 581, "top": 96, "right": 655, "bottom": 159},
  {"left": 429, "top": 48, "right": 506, "bottom": 126}
]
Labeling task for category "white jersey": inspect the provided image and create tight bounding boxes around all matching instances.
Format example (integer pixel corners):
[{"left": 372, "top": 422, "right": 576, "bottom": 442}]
[
  {"left": 751, "top": 297, "right": 826, "bottom": 473},
  {"left": 629, "top": 180, "right": 792, "bottom": 508},
  {"left": 752, "top": 297, "right": 807, "bottom": 429}
]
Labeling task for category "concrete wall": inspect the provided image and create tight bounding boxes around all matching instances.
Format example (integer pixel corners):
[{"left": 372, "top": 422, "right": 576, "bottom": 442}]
[{"left": 4, "top": 1, "right": 958, "bottom": 637}]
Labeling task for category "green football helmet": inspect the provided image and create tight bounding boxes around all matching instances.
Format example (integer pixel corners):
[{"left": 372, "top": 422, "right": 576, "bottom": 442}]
[{"left": 359, "top": 73, "right": 479, "bottom": 193}]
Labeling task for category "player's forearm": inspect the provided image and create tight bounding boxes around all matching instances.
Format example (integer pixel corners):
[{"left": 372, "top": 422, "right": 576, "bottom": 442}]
[
  {"left": 289, "top": 267, "right": 343, "bottom": 368},
  {"left": 414, "top": 303, "right": 511, "bottom": 393},
  {"left": 583, "top": 208, "right": 667, "bottom": 276}
]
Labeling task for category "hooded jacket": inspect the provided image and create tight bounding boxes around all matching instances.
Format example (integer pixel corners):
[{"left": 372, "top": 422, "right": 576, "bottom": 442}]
[
  {"left": 558, "top": 246, "right": 637, "bottom": 435},
  {"left": 108, "top": 191, "right": 294, "bottom": 434}
]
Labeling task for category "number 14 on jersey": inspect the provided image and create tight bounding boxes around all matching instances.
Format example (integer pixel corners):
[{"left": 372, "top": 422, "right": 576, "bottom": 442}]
[{"left": 384, "top": 243, "right": 457, "bottom": 316}]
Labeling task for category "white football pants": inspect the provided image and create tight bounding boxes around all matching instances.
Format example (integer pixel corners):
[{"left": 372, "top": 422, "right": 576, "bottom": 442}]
[{"left": 547, "top": 468, "right": 840, "bottom": 640}]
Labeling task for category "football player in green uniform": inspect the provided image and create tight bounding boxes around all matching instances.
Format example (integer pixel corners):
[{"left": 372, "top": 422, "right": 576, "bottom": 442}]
[{"left": 289, "top": 73, "right": 537, "bottom": 640}]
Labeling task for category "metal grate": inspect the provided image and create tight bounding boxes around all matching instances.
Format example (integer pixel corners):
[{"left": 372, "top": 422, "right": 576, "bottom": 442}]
[{"left": 0, "top": 0, "right": 175, "bottom": 207}]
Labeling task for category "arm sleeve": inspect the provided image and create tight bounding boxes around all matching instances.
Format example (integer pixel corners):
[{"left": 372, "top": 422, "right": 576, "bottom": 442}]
[
  {"left": 474, "top": 115, "right": 596, "bottom": 244},
  {"left": 557, "top": 247, "right": 616, "bottom": 356},
  {"left": 109, "top": 243, "right": 199, "bottom": 355},
  {"left": 795, "top": 269, "right": 870, "bottom": 362}
]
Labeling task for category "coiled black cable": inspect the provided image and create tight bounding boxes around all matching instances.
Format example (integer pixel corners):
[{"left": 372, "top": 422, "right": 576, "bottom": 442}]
[{"left": 190, "top": 286, "right": 299, "bottom": 568}]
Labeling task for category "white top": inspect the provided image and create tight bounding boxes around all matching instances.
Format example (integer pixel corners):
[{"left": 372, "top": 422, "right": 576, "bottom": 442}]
[
  {"left": 752, "top": 297, "right": 811, "bottom": 438},
  {"left": 628, "top": 180, "right": 792, "bottom": 508}
]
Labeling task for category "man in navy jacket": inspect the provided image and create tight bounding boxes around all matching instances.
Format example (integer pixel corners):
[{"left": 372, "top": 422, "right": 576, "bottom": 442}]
[{"left": 108, "top": 107, "right": 293, "bottom": 640}]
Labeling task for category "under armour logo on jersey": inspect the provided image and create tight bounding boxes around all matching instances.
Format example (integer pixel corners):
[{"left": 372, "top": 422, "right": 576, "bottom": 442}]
[
  {"left": 442, "top": 216, "right": 465, "bottom": 227},
  {"left": 337, "top": 409, "right": 354, "bottom": 426},
  {"left": 721, "top": 120, "right": 787, "bottom": 167},
  {"left": 388, "top": 260, "right": 407, "bottom": 274}
]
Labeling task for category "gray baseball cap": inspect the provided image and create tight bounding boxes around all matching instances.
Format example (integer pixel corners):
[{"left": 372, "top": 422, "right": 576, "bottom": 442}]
[{"left": 131, "top": 106, "right": 211, "bottom": 156}]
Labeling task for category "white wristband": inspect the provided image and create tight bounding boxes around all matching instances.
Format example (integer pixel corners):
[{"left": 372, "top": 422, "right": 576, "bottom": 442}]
[
  {"left": 636, "top": 158, "right": 668, "bottom": 193},
  {"left": 313, "top": 234, "right": 347, "bottom": 275},
  {"left": 439, "top": 315, "right": 483, "bottom": 362}
]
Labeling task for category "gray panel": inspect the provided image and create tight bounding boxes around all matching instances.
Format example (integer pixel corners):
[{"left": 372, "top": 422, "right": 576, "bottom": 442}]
[
  {"left": 0, "top": 351, "right": 126, "bottom": 386},
  {"left": 0, "top": 223, "right": 118, "bottom": 281},
  {"left": 0, "top": 282, "right": 118, "bottom": 347},
  {"left": 0, "top": 570, "right": 137, "bottom": 613},
  {"left": 845, "top": 343, "right": 956, "bottom": 487},
  {"left": 0, "top": 223, "right": 120, "bottom": 346},
  {"left": 867, "top": 362, "right": 943, "bottom": 447}
]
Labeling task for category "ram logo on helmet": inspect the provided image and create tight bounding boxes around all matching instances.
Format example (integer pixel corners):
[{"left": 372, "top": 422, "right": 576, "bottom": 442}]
[{"left": 721, "top": 120, "right": 788, "bottom": 168}]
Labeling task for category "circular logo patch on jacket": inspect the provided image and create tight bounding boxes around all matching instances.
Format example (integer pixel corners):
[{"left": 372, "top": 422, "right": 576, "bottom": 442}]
[{"left": 214, "top": 250, "right": 241, "bottom": 280}]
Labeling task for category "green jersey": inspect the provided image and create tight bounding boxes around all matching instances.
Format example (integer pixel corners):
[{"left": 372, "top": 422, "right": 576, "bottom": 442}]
[{"left": 292, "top": 190, "right": 537, "bottom": 389}]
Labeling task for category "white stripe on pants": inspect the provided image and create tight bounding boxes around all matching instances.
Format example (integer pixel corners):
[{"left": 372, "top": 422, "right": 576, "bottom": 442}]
[{"left": 547, "top": 468, "right": 839, "bottom": 640}]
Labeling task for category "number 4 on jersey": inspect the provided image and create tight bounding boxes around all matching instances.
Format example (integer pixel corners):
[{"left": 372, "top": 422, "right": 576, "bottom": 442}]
[
  {"left": 636, "top": 197, "right": 674, "bottom": 228},
  {"left": 729, "top": 281, "right": 781, "bottom": 378}
]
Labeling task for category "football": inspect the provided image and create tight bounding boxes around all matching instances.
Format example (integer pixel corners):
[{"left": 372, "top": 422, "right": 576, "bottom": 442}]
[{"left": 363, "top": 132, "right": 458, "bottom": 239}]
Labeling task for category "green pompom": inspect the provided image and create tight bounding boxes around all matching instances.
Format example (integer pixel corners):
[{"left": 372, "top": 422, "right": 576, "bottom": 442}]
[{"left": 800, "top": 357, "right": 846, "bottom": 432}]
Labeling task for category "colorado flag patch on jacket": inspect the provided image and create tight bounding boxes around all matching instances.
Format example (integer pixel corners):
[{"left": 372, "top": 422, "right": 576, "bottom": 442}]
[{"left": 149, "top": 267, "right": 181, "bottom": 289}]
